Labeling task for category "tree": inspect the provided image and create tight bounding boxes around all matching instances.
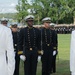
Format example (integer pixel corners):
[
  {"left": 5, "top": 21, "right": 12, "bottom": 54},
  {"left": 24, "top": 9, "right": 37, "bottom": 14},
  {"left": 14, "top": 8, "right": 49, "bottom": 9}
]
[
  {"left": 15, "top": 0, "right": 75, "bottom": 24},
  {"left": 16, "top": 0, "right": 30, "bottom": 23},
  {"left": 30, "top": 0, "right": 68, "bottom": 24}
]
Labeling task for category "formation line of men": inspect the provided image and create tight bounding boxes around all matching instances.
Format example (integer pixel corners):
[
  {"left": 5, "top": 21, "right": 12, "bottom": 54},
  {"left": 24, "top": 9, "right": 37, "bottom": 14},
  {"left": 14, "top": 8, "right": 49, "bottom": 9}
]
[
  {"left": 18, "top": 15, "right": 58, "bottom": 75},
  {"left": 0, "top": 15, "right": 58, "bottom": 75}
]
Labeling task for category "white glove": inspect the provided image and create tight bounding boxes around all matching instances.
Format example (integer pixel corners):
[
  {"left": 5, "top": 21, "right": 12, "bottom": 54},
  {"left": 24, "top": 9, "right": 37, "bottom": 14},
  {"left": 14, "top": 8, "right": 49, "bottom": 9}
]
[
  {"left": 53, "top": 51, "right": 56, "bottom": 56},
  {"left": 20, "top": 55, "right": 26, "bottom": 61},
  {"left": 38, "top": 56, "right": 41, "bottom": 62}
]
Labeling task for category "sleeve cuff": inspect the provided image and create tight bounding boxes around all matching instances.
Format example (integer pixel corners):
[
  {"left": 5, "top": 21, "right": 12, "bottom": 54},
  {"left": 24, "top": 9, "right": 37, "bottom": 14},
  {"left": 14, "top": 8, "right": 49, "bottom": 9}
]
[{"left": 18, "top": 51, "right": 23, "bottom": 55}]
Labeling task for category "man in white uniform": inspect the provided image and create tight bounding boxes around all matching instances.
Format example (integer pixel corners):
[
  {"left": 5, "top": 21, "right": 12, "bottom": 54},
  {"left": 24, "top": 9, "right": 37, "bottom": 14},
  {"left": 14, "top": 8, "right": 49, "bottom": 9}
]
[
  {"left": 0, "top": 18, "right": 15, "bottom": 75},
  {"left": 70, "top": 30, "right": 75, "bottom": 75}
]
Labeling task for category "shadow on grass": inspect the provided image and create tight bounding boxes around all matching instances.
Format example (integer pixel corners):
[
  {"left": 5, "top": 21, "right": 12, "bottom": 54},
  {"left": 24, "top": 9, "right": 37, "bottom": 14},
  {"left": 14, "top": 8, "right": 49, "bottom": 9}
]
[
  {"left": 19, "top": 59, "right": 70, "bottom": 75},
  {"left": 54, "top": 59, "right": 70, "bottom": 75},
  {"left": 37, "top": 59, "right": 70, "bottom": 75}
]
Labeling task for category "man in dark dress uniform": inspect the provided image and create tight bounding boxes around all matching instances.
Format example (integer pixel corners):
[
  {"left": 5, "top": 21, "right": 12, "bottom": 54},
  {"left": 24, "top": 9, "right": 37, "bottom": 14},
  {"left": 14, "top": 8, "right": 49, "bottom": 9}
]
[
  {"left": 50, "top": 23, "right": 58, "bottom": 73},
  {"left": 18, "top": 15, "right": 41, "bottom": 75},
  {"left": 11, "top": 24, "right": 20, "bottom": 75},
  {"left": 41, "top": 17, "right": 57, "bottom": 75}
]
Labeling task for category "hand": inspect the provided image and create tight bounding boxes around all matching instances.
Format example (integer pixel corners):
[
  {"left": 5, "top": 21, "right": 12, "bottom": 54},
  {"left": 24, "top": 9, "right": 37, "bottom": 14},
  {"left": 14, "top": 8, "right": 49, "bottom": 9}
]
[
  {"left": 38, "top": 56, "right": 41, "bottom": 62},
  {"left": 20, "top": 55, "right": 26, "bottom": 61},
  {"left": 53, "top": 51, "right": 56, "bottom": 56}
]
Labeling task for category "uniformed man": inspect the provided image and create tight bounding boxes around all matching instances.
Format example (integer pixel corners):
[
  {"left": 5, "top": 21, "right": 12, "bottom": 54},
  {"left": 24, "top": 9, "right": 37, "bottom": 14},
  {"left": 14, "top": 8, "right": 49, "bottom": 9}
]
[
  {"left": 41, "top": 17, "right": 57, "bottom": 75},
  {"left": 0, "top": 17, "right": 12, "bottom": 63},
  {"left": 0, "top": 19, "right": 15, "bottom": 75},
  {"left": 11, "top": 23, "right": 20, "bottom": 75},
  {"left": 18, "top": 15, "right": 41, "bottom": 75},
  {"left": 70, "top": 30, "right": 75, "bottom": 75},
  {"left": 50, "top": 23, "right": 58, "bottom": 73},
  {"left": 0, "top": 17, "right": 8, "bottom": 26}
]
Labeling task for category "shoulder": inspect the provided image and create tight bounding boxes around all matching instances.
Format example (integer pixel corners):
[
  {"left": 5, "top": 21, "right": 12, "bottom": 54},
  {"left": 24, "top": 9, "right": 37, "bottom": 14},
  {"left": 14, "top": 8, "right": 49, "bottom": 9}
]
[
  {"left": 71, "top": 30, "right": 75, "bottom": 34},
  {"left": 19, "top": 28, "right": 26, "bottom": 32},
  {"left": 71, "top": 30, "right": 75, "bottom": 37},
  {"left": 33, "top": 27, "right": 41, "bottom": 34},
  {"left": 52, "top": 30, "right": 57, "bottom": 33},
  {"left": 40, "top": 27, "right": 45, "bottom": 31},
  {"left": 1, "top": 24, "right": 11, "bottom": 32},
  {"left": 34, "top": 27, "right": 40, "bottom": 31}
]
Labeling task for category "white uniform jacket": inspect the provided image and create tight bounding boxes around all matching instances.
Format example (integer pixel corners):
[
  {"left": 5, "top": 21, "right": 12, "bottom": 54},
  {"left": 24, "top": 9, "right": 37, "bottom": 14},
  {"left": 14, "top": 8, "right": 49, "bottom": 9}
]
[
  {"left": 0, "top": 24, "right": 15, "bottom": 75},
  {"left": 70, "top": 30, "right": 75, "bottom": 72}
]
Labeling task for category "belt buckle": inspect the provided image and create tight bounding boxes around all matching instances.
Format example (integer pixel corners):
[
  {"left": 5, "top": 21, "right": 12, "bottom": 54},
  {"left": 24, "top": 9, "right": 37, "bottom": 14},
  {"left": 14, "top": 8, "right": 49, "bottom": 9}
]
[
  {"left": 47, "top": 44, "right": 50, "bottom": 46},
  {"left": 30, "top": 48, "right": 32, "bottom": 51}
]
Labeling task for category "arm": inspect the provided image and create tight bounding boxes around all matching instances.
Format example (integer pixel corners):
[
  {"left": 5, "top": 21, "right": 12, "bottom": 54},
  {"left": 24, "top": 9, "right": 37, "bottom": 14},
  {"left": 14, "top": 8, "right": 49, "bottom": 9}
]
[
  {"left": 6, "top": 28, "right": 15, "bottom": 75},
  {"left": 17, "top": 28, "right": 24, "bottom": 55},
  {"left": 37, "top": 28, "right": 43, "bottom": 55},
  {"left": 52, "top": 30, "right": 58, "bottom": 55},
  {"left": 70, "top": 31, "right": 75, "bottom": 72},
  {"left": 17, "top": 28, "right": 26, "bottom": 61}
]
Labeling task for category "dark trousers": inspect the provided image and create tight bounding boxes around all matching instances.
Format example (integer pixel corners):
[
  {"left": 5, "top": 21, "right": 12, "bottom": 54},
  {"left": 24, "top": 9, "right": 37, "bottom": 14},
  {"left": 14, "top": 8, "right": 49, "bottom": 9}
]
[
  {"left": 14, "top": 52, "right": 20, "bottom": 75},
  {"left": 51, "top": 55, "right": 56, "bottom": 73},
  {"left": 41, "top": 50, "right": 53, "bottom": 75},
  {"left": 24, "top": 50, "right": 38, "bottom": 75}
]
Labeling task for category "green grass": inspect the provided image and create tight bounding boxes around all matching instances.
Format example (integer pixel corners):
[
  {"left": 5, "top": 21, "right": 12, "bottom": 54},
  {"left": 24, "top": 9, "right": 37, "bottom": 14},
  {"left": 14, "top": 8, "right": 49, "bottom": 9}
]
[
  {"left": 19, "top": 34, "right": 71, "bottom": 75},
  {"left": 52, "top": 34, "right": 71, "bottom": 75}
]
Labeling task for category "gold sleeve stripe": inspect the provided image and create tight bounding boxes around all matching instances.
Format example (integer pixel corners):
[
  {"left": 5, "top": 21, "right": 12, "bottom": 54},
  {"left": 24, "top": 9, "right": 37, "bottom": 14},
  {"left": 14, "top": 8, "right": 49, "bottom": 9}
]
[
  {"left": 38, "top": 51, "right": 41, "bottom": 54},
  {"left": 18, "top": 51, "right": 23, "bottom": 54}
]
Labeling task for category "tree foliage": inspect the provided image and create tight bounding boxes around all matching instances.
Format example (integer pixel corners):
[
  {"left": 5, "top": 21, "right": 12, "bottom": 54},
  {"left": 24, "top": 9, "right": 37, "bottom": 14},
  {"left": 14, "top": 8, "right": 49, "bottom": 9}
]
[
  {"left": 16, "top": 0, "right": 30, "bottom": 22},
  {"left": 16, "top": 0, "right": 75, "bottom": 24}
]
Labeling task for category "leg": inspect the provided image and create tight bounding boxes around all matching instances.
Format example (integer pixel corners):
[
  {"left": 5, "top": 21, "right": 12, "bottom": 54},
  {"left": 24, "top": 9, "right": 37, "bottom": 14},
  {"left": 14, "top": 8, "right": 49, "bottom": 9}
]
[
  {"left": 52, "top": 55, "right": 56, "bottom": 73},
  {"left": 31, "top": 52, "right": 38, "bottom": 75},
  {"left": 14, "top": 53, "right": 20, "bottom": 75},
  {"left": 48, "top": 51, "right": 53, "bottom": 74},
  {"left": 24, "top": 54, "right": 31, "bottom": 75},
  {"left": 41, "top": 54, "right": 48, "bottom": 75}
]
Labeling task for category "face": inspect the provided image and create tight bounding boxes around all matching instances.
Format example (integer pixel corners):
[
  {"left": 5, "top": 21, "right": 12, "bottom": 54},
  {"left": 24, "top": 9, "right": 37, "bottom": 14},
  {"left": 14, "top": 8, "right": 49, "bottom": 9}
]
[
  {"left": 11, "top": 27, "right": 18, "bottom": 32},
  {"left": 44, "top": 21, "right": 51, "bottom": 29},
  {"left": 1, "top": 21, "right": 8, "bottom": 26},
  {"left": 26, "top": 20, "right": 34, "bottom": 27}
]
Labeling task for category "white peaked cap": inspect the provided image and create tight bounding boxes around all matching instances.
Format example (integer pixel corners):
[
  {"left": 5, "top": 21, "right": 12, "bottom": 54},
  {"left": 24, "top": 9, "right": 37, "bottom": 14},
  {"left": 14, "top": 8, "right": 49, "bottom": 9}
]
[
  {"left": 42, "top": 17, "right": 51, "bottom": 22},
  {"left": 50, "top": 23, "right": 56, "bottom": 26},
  {"left": 24, "top": 15, "right": 34, "bottom": 21}
]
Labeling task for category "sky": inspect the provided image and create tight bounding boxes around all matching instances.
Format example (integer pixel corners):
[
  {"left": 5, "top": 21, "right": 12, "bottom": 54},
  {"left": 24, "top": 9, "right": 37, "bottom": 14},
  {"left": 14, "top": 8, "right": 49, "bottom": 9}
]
[{"left": 0, "top": 0, "right": 31, "bottom": 13}]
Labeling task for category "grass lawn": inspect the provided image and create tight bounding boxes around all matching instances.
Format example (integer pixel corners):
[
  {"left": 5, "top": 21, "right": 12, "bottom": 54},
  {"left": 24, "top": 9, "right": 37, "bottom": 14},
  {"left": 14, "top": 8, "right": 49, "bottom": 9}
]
[{"left": 19, "top": 34, "right": 71, "bottom": 75}]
